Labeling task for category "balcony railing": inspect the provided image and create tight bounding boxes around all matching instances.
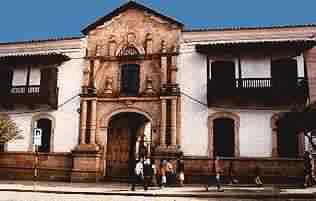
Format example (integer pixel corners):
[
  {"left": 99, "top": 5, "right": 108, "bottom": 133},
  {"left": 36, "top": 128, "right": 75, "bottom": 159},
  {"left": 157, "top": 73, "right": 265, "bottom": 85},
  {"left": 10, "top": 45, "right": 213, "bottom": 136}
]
[
  {"left": 10, "top": 85, "right": 40, "bottom": 95},
  {"left": 236, "top": 78, "right": 271, "bottom": 89},
  {"left": 0, "top": 85, "right": 58, "bottom": 109},
  {"left": 207, "top": 77, "right": 308, "bottom": 107}
]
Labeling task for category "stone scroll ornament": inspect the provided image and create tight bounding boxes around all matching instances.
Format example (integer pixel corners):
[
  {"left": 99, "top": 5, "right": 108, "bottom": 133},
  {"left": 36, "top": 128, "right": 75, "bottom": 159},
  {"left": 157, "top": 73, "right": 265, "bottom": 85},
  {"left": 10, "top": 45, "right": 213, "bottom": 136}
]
[
  {"left": 104, "top": 77, "right": 113, "bottom": 95},
  {"left": 144, "top": 76, "right": 155, "bottom": 95}
]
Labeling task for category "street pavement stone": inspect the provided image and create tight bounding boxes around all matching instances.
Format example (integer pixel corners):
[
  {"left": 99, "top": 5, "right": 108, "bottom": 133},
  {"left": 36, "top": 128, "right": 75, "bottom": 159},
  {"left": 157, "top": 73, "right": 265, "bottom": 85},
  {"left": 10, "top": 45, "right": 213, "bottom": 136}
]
[
  {"left": 0, "top": 191, "right": 313, "bottom": 201},
  {"left": 0, "top": 180, "right": 315, "bottom": 200}
]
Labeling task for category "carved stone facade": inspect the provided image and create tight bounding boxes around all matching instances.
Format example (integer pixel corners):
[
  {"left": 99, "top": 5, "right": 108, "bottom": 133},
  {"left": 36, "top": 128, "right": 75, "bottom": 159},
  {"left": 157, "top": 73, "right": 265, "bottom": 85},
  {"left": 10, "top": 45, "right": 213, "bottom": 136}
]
[{"left": 73, "top": 4, "right": 182, "bottom": 180}]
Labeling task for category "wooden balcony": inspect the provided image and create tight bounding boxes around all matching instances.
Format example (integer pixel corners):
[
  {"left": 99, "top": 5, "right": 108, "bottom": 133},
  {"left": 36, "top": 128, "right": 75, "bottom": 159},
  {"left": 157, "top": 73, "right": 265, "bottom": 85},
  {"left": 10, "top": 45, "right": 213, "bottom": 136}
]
[
  {"left": 0, "top": 85, "right": 58, "bottom": 109},
  {"left": 207, "top": 77, "right": 308, "bottom": 108}
]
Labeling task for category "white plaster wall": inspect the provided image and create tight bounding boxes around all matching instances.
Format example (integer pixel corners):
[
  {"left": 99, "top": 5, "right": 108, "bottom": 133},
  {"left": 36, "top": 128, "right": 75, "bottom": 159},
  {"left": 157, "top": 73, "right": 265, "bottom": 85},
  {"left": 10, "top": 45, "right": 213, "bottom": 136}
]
[
  {"left": 297, "top": 54, "right": 305, "bottom": 77},
  {"left": 12, "top": 68, "right": 27, "bottom": 85},
  {"left": 237, "top": 110, "right": 274, "bottom": 157},
  {"left": 241, "top": 56, "right": 271, "bottom": 78},
  {"left": 51, "top": 51, "right": 83, "bottom": 152},
  {"left": 207, "top": 109, "right": 280, "bottom": 157},
  {"left": 179, "top": 39, "right": 284, "bottom": 157},
  {"left": 178, "top": 43, "right": 209, "bottom": 156},
  {"left": 5, "top": 49, "right": 84, "bottom": 153},
  {"left": 29, "top": 68, "right": 41, "bottom": 85}
]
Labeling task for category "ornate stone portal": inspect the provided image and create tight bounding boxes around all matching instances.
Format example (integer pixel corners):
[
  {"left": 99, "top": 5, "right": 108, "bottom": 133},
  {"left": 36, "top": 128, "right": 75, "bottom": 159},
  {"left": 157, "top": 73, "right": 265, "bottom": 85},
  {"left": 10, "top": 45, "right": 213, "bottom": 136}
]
[{"left": 71, "top": 2, "right": 183, "bottom": 181}]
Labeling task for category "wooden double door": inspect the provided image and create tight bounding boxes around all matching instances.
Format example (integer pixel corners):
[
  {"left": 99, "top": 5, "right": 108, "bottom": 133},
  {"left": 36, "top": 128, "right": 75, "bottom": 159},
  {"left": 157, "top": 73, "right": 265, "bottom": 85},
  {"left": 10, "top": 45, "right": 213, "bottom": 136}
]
[{"left": 106, "top": 113, "right": 148, "bottom": 178}]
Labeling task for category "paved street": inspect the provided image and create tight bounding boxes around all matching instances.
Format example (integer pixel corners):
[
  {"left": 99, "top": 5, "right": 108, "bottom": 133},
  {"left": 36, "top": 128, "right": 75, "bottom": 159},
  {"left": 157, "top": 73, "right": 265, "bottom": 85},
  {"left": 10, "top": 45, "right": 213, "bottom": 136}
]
[
  {"left": 0, "top": 180, "right": 315, "bottom": 200},
  {"left": 0, "top": 191, "right": 313, "bottom": 201}
]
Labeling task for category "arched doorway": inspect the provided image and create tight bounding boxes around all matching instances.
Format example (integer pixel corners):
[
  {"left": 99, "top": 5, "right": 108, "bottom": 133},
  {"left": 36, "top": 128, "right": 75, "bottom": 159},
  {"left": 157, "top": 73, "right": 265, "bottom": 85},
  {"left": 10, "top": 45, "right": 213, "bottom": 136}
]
[
  {"left": 106, "top": 112, "right": 151, "bottom": 178},
  {"left": 213, "top": 118, "right": 235, "bottom": 157},
  {"left": 36, "top": 118, "right": 52, "bottom": 152}
]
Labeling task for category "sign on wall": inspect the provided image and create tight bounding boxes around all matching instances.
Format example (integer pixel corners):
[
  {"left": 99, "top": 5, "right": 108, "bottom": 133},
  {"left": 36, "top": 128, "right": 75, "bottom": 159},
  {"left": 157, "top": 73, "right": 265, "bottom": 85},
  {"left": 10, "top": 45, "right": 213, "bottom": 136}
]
[{"left": 33, "top": 128, "right": 42, "bottom": 146}]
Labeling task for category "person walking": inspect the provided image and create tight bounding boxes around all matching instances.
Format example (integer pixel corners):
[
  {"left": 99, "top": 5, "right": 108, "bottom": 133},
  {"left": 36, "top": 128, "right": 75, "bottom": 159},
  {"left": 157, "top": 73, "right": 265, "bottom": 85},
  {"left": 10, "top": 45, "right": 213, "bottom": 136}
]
[
  {"left": 205, "top": 157, "right": 224, "bottom": 192},
  {"left": 160, "top": 159, "right": 167, "bottom": 187},
  {"left": 304, "top": 151, "right": 314, "bottom": 188},
  {"left": 177, "top": 153, "right": 185, "bottom": 186},
  {"left": 143, "top": 158, "right": 153, "bottom": 190},
  {"left": 165, "top": 159, "right": 176, "bottom": 186},
  {"left": 131, "top": 158, "right": 144, "bottom": 191},
  {"left": 215, "top": 157, "right": 224, "bottom": 192}
]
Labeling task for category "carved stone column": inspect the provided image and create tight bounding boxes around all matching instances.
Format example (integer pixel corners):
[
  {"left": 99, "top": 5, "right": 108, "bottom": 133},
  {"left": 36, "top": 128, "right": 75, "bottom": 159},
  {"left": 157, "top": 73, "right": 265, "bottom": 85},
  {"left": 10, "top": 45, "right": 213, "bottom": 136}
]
[
  {"left": 272, "top": 131, "right": 278, "bottom": 157},
  {"left": 160, "top": 99, "right": 167, "bottom": 147},
  {"left": 171, "top": 55, "right": 177, "bottom": 84},
  {"left": 171, "top": 98, "right": 177, "bottom": 146},
  {"left": 79, "top": 100, "right": 88, "bottom": 145},
  {"left": 91, "top": 59, "right": 100, "bottom": 89},
  {"left": 161, "top": 56, "right": 168, "bottom": 86},
  {"left": 90, "top": 100, "right": 97, "bottom": 145},
  {"left": 161, "top": 40, "right": 168, "bottom": 86}
]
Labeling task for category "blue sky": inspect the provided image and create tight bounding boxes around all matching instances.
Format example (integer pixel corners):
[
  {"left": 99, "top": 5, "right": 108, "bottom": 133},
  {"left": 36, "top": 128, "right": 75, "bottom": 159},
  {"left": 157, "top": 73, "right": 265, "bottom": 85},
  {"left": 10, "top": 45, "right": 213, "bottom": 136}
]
[{"left": 1, "top": 0, "right": 316, "bottom": 42}]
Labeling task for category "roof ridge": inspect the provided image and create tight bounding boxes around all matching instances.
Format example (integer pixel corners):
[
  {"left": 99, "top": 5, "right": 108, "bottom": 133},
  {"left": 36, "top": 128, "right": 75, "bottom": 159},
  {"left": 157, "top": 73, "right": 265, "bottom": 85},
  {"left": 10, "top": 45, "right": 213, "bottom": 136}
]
[
  {"left": 0, "top": 36, "right": 83, "bottom": 46},
  {"left": 183, "top": 24, "right": 316, "bottom": 32}
]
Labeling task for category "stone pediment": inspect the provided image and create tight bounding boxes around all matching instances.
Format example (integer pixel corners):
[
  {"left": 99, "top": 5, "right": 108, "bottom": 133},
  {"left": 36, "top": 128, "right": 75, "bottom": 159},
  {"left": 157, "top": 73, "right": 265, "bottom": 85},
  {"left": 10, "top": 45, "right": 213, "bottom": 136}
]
[{"left": 82, "top": 1, "right": 183, "bottom": 35}]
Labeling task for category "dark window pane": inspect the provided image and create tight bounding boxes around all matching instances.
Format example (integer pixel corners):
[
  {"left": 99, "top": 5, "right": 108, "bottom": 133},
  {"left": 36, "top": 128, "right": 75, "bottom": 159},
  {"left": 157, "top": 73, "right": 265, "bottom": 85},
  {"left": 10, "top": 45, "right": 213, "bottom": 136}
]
[
  {"left": 121, "top": 64, "right": 140, "bottom": 96},
  {"left": 0, "top": 144, "right": 5, "bottom": 152}
]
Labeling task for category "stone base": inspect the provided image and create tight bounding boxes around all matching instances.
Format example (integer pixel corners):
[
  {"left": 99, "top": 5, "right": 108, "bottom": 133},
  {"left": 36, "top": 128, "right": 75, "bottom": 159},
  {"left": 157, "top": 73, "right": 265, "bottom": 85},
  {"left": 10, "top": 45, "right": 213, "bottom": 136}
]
[
  {"left": 71, "top": 146, "right": 102, "bottom": 182},
  {"left": 74, "top": 144, "right": 100, "bottom": 153},
  {"left": 153, "top": 145, "right": 181, "bottom": 159}
]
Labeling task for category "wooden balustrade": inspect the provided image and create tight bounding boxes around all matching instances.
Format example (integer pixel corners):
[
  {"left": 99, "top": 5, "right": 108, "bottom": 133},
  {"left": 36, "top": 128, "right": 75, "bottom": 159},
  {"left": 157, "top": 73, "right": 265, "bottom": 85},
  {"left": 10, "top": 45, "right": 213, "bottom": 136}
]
[
  {"left": 0, "top": 85, "right": 58, "bottom": 108},
  {"left": 207, "top": 77, "right": 308, "bottom": 107}
]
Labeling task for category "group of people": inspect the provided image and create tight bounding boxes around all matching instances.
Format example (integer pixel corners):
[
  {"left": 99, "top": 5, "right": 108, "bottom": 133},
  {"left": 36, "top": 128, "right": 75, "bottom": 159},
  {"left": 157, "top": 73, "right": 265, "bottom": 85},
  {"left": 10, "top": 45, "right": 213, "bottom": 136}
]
[
  {"left": 131, "top": 157, "right": 185, "bottom": 191},
  {"left": 131, "top": 152, "right": 315, "bottom": 191}
]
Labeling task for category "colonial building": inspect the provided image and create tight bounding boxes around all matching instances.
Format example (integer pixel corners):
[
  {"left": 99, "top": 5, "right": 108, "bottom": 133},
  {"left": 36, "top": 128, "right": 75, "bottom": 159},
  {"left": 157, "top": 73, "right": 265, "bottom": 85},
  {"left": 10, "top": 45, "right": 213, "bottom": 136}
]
[
  {"left": 0, "top": 37, "right": 84, "bottom": 153},
  {"left": 0, "top": 1, "right": 316, "bottom": 183}
]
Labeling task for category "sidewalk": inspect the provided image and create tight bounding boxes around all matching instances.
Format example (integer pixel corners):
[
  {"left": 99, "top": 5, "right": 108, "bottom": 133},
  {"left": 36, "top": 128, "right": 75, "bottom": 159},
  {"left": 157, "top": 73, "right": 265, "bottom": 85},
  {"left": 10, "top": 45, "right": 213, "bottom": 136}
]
[{"left": 0, "top": 180, "right": 315, "bottom": 199}]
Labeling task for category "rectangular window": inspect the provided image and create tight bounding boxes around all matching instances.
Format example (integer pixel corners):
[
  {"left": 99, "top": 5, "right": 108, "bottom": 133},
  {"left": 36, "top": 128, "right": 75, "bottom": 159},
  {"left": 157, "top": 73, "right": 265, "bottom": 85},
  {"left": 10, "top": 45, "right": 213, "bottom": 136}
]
[
  {"left": 0, "top": 143, "right": 5, "bottom": 152},
  {"left": 0, "top": 69, "right": 13, "bottom": 94},
  {"left": 121, "top": 64, "right": 140, "bottom": 96}
]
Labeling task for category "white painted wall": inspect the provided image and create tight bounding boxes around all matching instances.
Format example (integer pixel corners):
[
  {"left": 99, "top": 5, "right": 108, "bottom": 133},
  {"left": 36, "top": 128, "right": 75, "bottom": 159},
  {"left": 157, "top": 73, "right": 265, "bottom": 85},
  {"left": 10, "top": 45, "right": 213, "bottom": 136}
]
[
  {"left": 207, "top": 109, "right": 277, "bottom": 157},
  {"left": 4, "top": 49, "right": 84, "bottom": 153},
  {"left": 237, "top": 110, "right": 274, "bottom": 157},
  {"left": 241, "top": 56, "right": 271, "bottom": 78},
  {"left": 297, "top": 54, "right": 305, "bottom": 77},
  {"left": 178, "top": 43, "right": 209, "bottom": 156},
  {"left": 12, "top": 68, "right": 27, "bottom": 85},
  {"left": 29, "top": 68, "right": 41, "bottom": 85},
  {"left": 179, "top": 37, "right": 289, "bottom": 158},
  {"left": 51, "top": 51, "right": 83, "bottom": 152}
]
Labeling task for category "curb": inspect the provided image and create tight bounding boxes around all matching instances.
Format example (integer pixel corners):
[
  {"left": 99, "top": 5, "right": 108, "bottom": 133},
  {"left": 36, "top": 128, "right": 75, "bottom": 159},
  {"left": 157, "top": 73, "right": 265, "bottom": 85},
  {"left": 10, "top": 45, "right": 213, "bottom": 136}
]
[{"left": 0, "top": 188, "right": 315, "bottom": 199}]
